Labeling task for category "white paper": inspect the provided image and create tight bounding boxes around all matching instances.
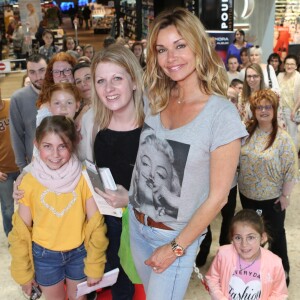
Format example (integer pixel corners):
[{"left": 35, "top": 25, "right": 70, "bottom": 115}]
[
  {"left": 76, "top": 268, "right": 119, "bottom": 298},
  {"left": 83, "top": 170, "right": 123, "bottom": 217},
  {"left": 99, "top": 168, "right": 117, "bottom": 190}
]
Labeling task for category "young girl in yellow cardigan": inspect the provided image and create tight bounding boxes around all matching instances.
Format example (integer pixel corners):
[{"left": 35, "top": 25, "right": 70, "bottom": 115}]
[{"left": 9, "top": 116, "right": 108, "bottom": 300}]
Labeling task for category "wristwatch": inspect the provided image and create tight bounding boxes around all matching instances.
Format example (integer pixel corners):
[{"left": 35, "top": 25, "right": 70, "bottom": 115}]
[{"left": 170, "top": 239, "right": 185, "bottom": 257}]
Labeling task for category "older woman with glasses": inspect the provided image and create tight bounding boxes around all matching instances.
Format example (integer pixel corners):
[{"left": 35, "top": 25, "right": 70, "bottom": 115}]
[
  {"left": 238, "top": 89, "right": 298, "bottom": 286},
  {"left": 277, "top": 54, "right": 300, "bottom": 150}
]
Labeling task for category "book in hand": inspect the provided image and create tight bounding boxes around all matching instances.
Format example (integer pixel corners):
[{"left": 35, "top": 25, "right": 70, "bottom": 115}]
[
  {"left": 83, "top": 160, "right": 122, "bottom": 217},
  {"left": 84, "top": 159, "right": 117, "bottom": 192},
  {"left": 76, "top": 268, "right": 119, "bottom": 298}
]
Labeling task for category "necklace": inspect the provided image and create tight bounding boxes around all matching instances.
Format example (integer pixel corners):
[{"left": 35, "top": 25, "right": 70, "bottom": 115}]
[{"left": 238, "top": 254, "right": 258, "bottom": 271}]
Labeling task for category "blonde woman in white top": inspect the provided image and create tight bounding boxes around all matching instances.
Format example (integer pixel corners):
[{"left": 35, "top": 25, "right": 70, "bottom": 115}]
[
  {"left": 277, "top": 54, "right": 300, "bottom": 150},
  {"left": 240, "top": 46, "right": 280, "bottom": 95}
]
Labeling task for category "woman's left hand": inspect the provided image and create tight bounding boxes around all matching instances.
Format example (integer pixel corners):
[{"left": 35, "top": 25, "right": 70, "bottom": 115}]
[
  {"left": 275, "top": 196, "right": 290, "bottom": 211},
  {"left": 144, "top": 244, "right": 177, "bottom": 273},
  {"left": 95, "top": 185, "right": 129, "bottom": 208}
]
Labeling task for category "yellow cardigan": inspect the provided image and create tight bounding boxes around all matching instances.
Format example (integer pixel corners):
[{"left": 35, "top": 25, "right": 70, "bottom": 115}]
[{"left": 8, "top": 210, "right": 108, "bottom": 285}]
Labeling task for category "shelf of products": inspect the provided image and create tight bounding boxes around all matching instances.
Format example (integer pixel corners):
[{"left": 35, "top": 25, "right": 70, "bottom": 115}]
[
  {"left": 92, "top": 6, "right": 115, "bottom": 34},
  {"left": 120, "top": 0, "right": 142, "bottom": 40},
  {"left": 141, "top": 0, "right": 154, "bottom": 38}
]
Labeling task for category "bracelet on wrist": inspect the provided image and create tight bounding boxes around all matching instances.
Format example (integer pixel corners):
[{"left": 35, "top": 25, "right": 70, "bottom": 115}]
[{"left": 281, "top": 194, "right": 290, "bottom": 199}]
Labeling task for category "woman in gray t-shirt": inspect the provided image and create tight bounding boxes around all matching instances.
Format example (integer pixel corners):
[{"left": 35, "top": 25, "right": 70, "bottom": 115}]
[{"left": 127, "top": 7, "right": 248, "bottom": 300}]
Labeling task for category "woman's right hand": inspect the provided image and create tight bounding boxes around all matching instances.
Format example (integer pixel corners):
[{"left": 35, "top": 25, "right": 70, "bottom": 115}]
[
  {"left": 13, "top": 172, "right": 26, "bottom": 203},
  {"left": 95, "top": 185, "right": 129, "bottom": 208}
]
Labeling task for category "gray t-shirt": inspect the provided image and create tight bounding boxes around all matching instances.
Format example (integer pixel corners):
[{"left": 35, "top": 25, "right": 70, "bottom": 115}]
[{"left": 129, "top": 95, "right": 248, "bottom": 230}]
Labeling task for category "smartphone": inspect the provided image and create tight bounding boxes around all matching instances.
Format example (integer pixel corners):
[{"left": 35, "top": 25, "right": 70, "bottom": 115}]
[
  {"left": 273, "top": 201, "right": 281, "bottom": 213},
  {"left": 85, "top": 160, "right": 105, "bottom": 192}
]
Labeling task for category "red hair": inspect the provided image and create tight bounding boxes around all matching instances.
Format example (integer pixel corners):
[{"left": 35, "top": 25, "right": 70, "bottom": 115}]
[{"left": 37, "top": 52, "right": 77, "bottom": 107}]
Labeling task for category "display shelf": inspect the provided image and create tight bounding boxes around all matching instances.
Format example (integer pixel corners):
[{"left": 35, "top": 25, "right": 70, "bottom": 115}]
[
  {"left": 141, "top": 0, "right": 154, "bottom": 38},
  {"left": 120, "top": 0, "right": 142, "bottom": 40}
]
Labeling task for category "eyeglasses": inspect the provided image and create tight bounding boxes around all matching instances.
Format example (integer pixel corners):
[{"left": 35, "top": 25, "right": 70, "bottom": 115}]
[
  {"left": 251, "top": 45, "right": 260, "bottom": 49},
  {"left": 285, "top": 63, "right": 296, "bottom": 66},
  {"left": 232, "top": 234, "right": 260, "bottom": 244},
  {"left": 256, "top": 105, "right": 273, "bottom": 111},
  {"left": 75, "top": 75, "right": 91, "bottom": 86},
  {"left": 52, "top": 68, "right": 72, "bottom": 77},
  {"left": 246, "top": 75, "right": 260, "bottom": 80}
]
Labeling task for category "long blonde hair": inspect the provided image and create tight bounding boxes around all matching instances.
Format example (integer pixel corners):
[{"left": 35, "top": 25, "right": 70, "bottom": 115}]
[
  {"left": 144, "top": 7, "right": 228, "bottom": 114},
  {"left": 90, "top": 44, "right": 144, "bottom": 130}
]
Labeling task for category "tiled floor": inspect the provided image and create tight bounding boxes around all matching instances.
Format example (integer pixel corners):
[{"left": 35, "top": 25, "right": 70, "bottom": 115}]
[{"left": 1, "top": 17, "right": 299, "bottom": 300}]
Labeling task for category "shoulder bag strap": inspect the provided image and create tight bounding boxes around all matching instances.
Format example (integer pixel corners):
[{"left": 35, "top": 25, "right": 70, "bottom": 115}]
[{"left": 267, "top": 64, "right": 272, "bottom": 88}]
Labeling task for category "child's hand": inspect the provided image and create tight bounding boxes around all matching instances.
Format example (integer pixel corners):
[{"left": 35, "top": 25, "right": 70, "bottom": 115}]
[
  {"left": 13, "top": 172, "right": 26, "bottom": 203},
  {"left": 95, "top": 185, "right": 129, "bottom": 208},
  {"left": 87, "top": 276, "right": 102, "bottom": 287},
  {"left": 21, "top": 279, "right": 36, "bottom": 296}
]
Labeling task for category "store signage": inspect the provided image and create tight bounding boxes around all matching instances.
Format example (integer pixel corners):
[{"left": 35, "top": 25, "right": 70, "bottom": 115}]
[
  {"left": 234, "top": 0, "right": 255, "bottom": 30},
  {"left": 199, "top": 0, "right": 234, "bottom": 31},
  {"left": 0, "top": 61, "right": 11, "bottom": 73},
  {"left": 220, "top": 0, "right": 232, "bottom": 30}
]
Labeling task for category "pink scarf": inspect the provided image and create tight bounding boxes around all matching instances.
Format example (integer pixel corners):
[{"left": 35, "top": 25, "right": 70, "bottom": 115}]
[{"left": 31, "top": 154, "right": 82, "bottom": 193}]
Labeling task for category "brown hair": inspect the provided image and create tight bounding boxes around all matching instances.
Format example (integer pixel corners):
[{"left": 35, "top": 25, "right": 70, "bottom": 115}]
[
  {"left": 37, "top": 52, "right": 77, "bottom": 107},
  {"left": 144, "top": 7, "right": 228, "bottom": 114},
  {"left": 36, "top": 115, "right": 78, "bottom": 152},
  {"left": 44, "top": 82, "right": 81, "bottom": 104},
  {"left": 131, "top": 41, "right": 146, "bottom": 68},
  {"left": 241, "top": 63, "right": 265, "bottom": 104},
  {"left": 229, "top": 209, "right": 269, "bottom": 243},
  {"left": 246, "top": 89, "right": 279, "bottom": 150}
]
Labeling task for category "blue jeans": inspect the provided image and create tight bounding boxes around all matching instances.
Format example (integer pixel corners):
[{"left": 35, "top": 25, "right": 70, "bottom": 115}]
[
  {"left": 0, "top": 171, "right": 19, "bottom": 236},
  {"left": 104, "top": 215, "right": 135, "bottom": 300},
  {"left": 32, "top": 242, "right": 87, "bottom": 286},
  {"left": 129, "top": 204, "right": 204, "bottom": 300}
]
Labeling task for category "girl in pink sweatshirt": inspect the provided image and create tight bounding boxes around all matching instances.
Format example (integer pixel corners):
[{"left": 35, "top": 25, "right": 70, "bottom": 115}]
[{"left": 206, "top": 209, "right": 288, "bottom": 299}]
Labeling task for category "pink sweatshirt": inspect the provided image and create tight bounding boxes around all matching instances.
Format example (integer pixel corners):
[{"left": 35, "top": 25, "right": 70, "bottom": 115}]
[{"left": 206, "top": 244, "right": 288, "bottom": 300}]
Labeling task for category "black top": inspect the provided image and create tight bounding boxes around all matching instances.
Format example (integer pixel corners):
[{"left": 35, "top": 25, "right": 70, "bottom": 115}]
[{"left": 94, "top": 127, "right": 142, "bottom": 190}]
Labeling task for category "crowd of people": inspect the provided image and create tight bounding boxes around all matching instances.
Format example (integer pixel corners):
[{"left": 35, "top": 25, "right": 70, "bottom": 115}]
[{"left": 0, "top": 6, "right": 298, "bottom": 300}]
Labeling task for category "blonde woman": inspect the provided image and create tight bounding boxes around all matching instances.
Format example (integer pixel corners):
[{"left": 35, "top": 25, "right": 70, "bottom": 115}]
[
  {"left": 127, "top": 8, "right": 247, "bottom": 299},
  {"left": 78, "top": 44, "right": 145, "bottom": 299},
  {"left": 241, "top": 46, "right": 280, "bottom": 95}
]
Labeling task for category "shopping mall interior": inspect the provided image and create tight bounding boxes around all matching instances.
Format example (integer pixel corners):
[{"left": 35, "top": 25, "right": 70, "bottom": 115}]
[{"left": 1, "top": 1, "right": 300, "bottom": 299}]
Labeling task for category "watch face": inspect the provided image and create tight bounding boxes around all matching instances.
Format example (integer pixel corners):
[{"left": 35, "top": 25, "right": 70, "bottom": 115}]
[{"left": 174, "top": 247, "right": 184, "bottom": 257}]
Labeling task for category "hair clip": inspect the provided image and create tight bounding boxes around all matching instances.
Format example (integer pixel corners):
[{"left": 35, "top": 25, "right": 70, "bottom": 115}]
[{"left": 256, "top": 209, "right": 262, "bottom": 216}]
